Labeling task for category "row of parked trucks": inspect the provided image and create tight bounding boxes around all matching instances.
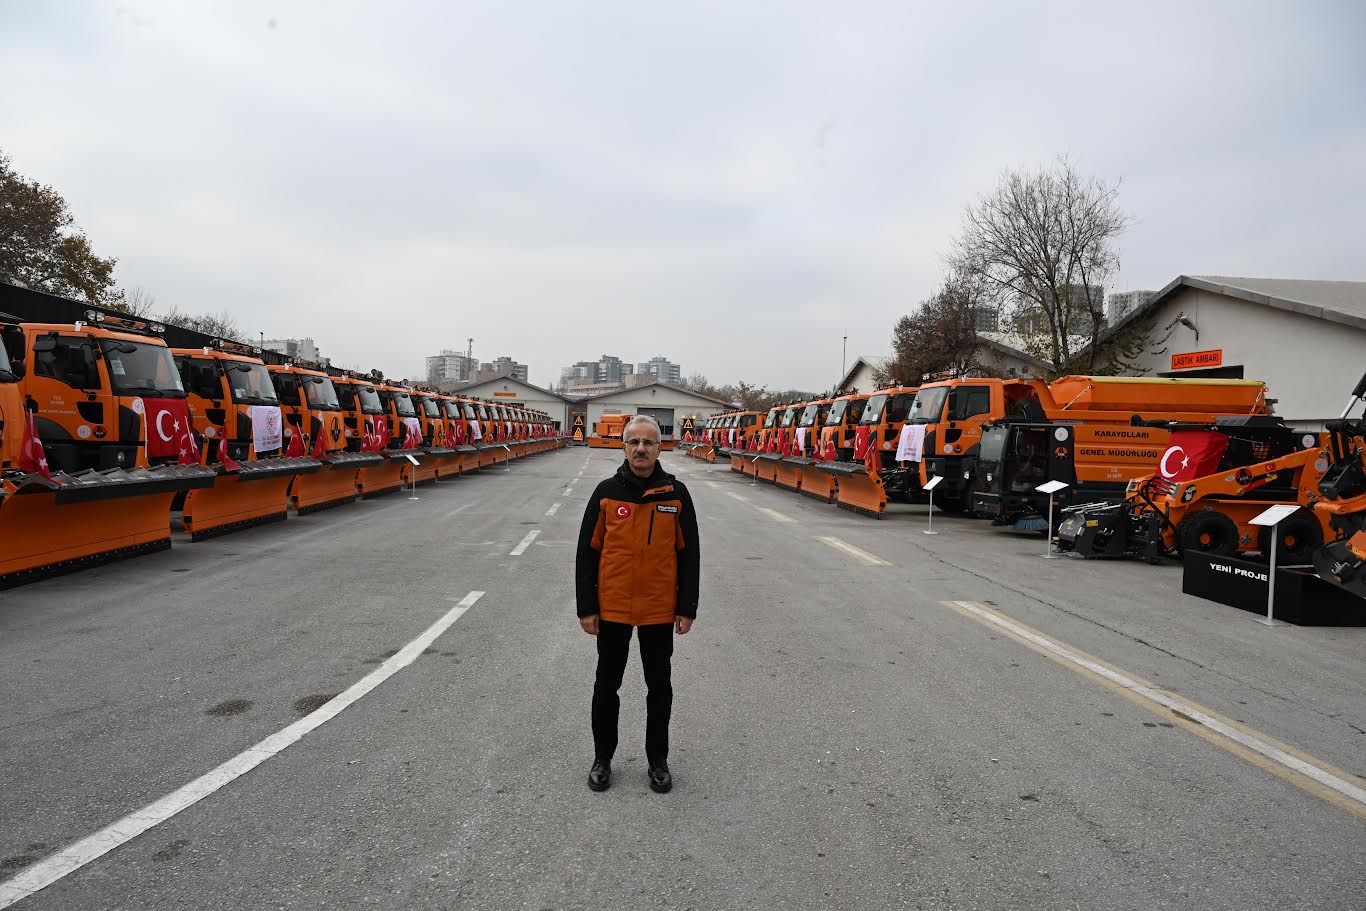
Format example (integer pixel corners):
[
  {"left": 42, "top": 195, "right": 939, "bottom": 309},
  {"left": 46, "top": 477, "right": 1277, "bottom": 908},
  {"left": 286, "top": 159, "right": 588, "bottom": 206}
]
[
  {"left": 0, "top": 309, "right": 566, "bottom": 588},
  {"left": 680, "top": 371, "right": 1366, "bottom": 600}
]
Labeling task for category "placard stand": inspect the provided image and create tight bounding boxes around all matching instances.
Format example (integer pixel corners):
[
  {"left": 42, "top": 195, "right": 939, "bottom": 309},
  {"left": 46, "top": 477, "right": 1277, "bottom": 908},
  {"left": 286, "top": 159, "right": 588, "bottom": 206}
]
[
  {"left": 750, "top": 455, "right": 760, "bottom": 485},
  {"left": 1249, "top": 503, "right": 1300, "bottom": 626},
  {"left": 922, "top": 475, "right": 944, "bottom": 535},
  {"left": 405, "top": 453, "right": 421, "bottom": 499},
  {"left": 1036, "top": 479, "right": 1069, "bottom": 558},
  {"left": 503, "top": 443, "right": 512, "bottom": 472}
]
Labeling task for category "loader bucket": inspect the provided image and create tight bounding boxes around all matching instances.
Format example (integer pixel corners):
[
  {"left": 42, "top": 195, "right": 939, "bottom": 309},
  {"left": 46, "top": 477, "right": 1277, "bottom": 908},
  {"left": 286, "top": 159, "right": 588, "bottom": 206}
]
[
  {"left": 819, "top": 461, "right": 885, "bottom": 518},
  {"left": 799, "top": 463, "right": 838, "bottom": 503},
  {"left": 1055, "top": 505, "right": 1131, "bottom": 558},
  {"left": 182, "top": 456, "right": 322, "bottom": 541},
  {"left": 1313, "top": 532, "right": 1366, "bottom": 600},
  {"left": 358, "top": 453, "right": 408, "bottom": 497},
  {"left": 0, "top": 465, "right": 216, "bottom": 589},
  {"left": 755, "top": 453, "right": 782, "bottom": 484},
  {"left": 775, "top": 457, "right": 805, "bottom": 492}
]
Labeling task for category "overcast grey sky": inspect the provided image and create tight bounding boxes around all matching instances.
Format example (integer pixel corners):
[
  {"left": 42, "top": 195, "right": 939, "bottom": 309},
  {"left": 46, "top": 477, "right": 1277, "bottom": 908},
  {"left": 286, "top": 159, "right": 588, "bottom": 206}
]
[{"left": 3, "top": 1, "right": 1363, "bottom": 390}]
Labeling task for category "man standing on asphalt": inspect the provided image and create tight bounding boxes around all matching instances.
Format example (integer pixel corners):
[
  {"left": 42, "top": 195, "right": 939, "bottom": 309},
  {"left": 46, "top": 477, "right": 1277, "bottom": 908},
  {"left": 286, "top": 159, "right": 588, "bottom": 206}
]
[{"left": 575, "top": 414, "right": 700, "bottom": 793}]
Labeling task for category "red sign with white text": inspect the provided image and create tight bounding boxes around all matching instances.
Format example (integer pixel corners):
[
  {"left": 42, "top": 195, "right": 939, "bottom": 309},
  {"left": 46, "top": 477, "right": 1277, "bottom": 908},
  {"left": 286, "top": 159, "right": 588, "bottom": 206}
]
[{"left": 1171, "top": 349, "right": 1223, "bottom": 370}]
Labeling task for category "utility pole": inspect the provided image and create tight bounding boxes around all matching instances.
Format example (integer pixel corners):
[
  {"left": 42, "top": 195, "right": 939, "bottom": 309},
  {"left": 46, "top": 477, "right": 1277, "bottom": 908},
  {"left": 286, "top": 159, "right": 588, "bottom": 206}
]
[
  {"left": 841, "top": 336, "right": 848, "bottom": 389},
  {"left": 466, "top": 337, "right": 474, "bottom": 381}
]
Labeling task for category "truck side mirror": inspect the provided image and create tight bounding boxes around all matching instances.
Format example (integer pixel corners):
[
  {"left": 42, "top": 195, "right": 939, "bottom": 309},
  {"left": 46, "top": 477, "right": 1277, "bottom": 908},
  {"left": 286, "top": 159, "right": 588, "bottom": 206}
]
[{"left": 1353, "top": 371, "right": 1366, "bottom": 399}]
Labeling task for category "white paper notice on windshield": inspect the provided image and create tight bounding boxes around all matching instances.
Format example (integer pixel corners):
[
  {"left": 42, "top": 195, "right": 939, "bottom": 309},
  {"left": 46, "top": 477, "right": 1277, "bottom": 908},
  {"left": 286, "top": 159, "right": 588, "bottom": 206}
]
[{"left": 109, "top": 359, "right": 126, "bottom": 375}]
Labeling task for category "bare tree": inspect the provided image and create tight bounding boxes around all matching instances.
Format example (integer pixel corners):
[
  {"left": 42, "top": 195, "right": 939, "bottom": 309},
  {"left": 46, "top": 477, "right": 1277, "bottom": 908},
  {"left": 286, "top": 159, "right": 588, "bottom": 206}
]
[
  {"left": 877, "top": 270, "right": 994, "bottom": 386},
  {"left": 121, "top": 286, "right": 158, "bottom": 317},
  {"left": 159, "top": 305, "right": 243, "bottom": 341},
  {"left": 952, "top": 158, "right": 1131, "bottom": 373}
]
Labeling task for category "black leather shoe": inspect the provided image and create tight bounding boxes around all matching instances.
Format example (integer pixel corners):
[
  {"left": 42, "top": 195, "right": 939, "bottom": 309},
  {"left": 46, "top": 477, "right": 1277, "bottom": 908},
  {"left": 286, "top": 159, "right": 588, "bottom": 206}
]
[
  {"left": 648, "top": 759, "right": 672, "bottom": 793},
  {"left": 588, "top": 759, "right": 611, "bottom": 792}
]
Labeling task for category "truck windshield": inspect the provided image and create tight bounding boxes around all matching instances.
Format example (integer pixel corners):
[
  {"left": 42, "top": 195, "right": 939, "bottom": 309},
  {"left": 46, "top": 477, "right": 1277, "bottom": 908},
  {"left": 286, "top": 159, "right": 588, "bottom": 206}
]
[
  {"left": 889, "top": 392, "right": 916, "bottom": 423},
  {"left": 226, "top": 362, "right": 279, "bottom": 405},
  {"left": 302, "top": 375, "right": 341, "bottom": 410},
  {"left": 463, "top": 403, "right": 479, "bottom": 420},
  {"left": 798, "top": 404, "right": 820, "bottom": 427},
  {"left": 825, "top": 400, "right": 849, "bottom": 425},
  {"left": 763, "top": 409, "right": 780, "bottom": 428},
  {"left": 445, "top": 401, "right": 462, "bottom": 418},
  {"left": 99, "top": 339, "right": 185, "bottom": 397},
  {"left": 907, "top": 387, "right": 949, "bottom": 424},
  {"left": 861, "top": 394, "right": 889, "bottom": 425},
  {"left": 477, "top": 404, "right": 489, "bottom": 420},
  {"left": 422, "top": 397, "right": 440, "bottom": 417},
  {"left": 780, "top": 407, "right": 799, "bottom": 427},
  {"left": 393, "top": 392, "right": 416, "bottom": 417},
  {"left": 357, "top": 386, "right": 383, "bottom": 414}
]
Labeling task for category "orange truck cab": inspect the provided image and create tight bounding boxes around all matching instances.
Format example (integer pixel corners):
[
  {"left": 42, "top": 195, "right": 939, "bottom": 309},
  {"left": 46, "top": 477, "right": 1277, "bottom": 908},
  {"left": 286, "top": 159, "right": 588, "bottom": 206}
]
[
  {"left": 910, "top": 377, "right": 1035, "bottom": 513},
  {"left": 788, "top": 398, "right": 837, "bottom": 501},
  {"left": 0, "top": 313, "right": 215, "bottom": 586},
  {"left": 772, "top": 398, "right": 831, "bottom": 493},
  {"left": 268, "top": 363, "right": 367, "bottom": 512},
  {"left": 407, "top": 389, "right": 453, "bottom": 484},
  {"left": 172, "top": 343, "right": 323, "bottom": 539},
  {"left": 756, "top": 404, "right": 802, "bottom": 484}
]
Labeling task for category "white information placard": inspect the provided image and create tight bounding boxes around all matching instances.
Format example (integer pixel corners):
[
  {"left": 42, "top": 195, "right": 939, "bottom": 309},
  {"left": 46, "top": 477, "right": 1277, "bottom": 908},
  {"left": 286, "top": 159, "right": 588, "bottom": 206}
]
[
  {"left": 404, "top": 454, "right": 420, "bottom": 466},
  {"left": 1250, "top": 504, "right": 1300, "bottom": 527},
  {"left": 1036, "top": 480, "right": 1069, "bottom": 494},
  {"left": 923, "top": 475, "right": 944, "bottom": 491}
]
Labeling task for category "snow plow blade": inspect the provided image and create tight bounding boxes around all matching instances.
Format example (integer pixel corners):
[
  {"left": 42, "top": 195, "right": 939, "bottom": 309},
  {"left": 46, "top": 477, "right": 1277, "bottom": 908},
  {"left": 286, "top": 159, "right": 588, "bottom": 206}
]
[
  {"left": 404, "top": 449, "right": 443, "bottom": 487},
  {"left": 451, "top": 445, "right": 481, "bottom": 474},
  {"left": 0, "top": 465, "right": 216, "bottom": 589},
  {"left": 819, "top": 461, "right": 886, "bottom": 518},
  {"left": 182, "top": 456, "right": 322, "bottom": 541},
  {"left": 725, "top": 450, "right": 748, "bottom": 474},
  {"left": 292, "top": 451, "right": 376, "bottom": 514},
  {"left": 754, "top": 452, "right": 782, "bottom": 484},
  {"left": 799, "top": 463, "right": 838, "bottom": 503},
  {"left": 775, "top": 457, "right": 806, "bottom": 492},
  {"left": 358, "top": 451, "right": 408, "bottom": 498}
]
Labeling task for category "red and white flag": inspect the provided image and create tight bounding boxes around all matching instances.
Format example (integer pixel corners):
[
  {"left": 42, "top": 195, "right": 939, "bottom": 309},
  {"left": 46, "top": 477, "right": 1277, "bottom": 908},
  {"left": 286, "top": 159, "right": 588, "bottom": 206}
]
[
  {"left": 402, "top": 417, "right": 422, "bottom": 449},
  {"left": 143, "top": 398, "right": 195, "bottom": 460},
  {"left": 217, "top": 429, "right": 242, "bottom": 472},
  {"left": 20, "top": 409, "right": 52, "bottom": 480},
  {"left": 311, "top": 423, "right": 327, "bottom": 459},
  {"left": 1158, "top": 430, "right": 1228, "bottom": 482},
  {"left": 177, "top": 416, "right": 200, "bottom": 466},
  {"left": 286, "top": 424, "right": 305, "bottom": 458},
  {"left": 853, "top": 425, "right": 872, "bottom": 461}
]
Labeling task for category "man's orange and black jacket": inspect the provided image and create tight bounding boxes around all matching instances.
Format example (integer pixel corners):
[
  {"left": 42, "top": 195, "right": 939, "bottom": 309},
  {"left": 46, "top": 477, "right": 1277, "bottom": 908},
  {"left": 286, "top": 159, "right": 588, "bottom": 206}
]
[{"left": 576, "top": 461, "right": 700, "bottom": 626}]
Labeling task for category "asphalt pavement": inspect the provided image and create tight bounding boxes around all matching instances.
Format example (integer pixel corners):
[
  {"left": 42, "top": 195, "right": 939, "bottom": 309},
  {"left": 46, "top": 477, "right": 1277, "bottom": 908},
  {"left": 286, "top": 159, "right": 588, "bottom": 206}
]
[{"left": 1, "top": 446, "right": 1362, "bottom": 910}]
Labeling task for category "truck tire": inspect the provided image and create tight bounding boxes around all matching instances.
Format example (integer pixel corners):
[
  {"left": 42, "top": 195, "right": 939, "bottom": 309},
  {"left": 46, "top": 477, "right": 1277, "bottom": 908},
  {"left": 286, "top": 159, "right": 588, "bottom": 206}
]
[
  {"left": 1255, "top": 510, "right": 1323, "bottom": 562},
  {"left": 1176, "top": 510, "right": 1239, "bottom": 557}
]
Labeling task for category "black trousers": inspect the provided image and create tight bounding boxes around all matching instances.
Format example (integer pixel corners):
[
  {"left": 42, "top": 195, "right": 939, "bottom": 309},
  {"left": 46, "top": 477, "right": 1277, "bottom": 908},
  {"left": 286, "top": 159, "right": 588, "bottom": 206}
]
[{"left": 592, "top": 620, "right": 674, "bottom": 763}]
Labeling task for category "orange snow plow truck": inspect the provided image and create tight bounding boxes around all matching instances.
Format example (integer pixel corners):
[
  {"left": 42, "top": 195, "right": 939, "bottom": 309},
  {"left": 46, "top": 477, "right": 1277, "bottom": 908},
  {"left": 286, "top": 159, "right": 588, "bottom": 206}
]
[
  {"left": 0, "top": 312, "right": 216, "bottom": 588},
  {"left": 173, "top": 341, "right": 323, "bottom": 539}
]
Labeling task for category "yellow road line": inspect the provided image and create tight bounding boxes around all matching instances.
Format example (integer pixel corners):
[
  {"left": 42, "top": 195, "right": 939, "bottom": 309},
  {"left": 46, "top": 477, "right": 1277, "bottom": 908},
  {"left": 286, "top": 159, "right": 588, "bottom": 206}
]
[{"left": 941, "top": 600, "right": 1366, "bottom": 820}]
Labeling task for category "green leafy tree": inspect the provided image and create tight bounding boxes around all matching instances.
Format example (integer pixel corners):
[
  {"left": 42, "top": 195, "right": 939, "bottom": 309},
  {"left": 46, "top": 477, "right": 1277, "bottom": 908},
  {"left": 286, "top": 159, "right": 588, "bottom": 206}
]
[{"left": 0, "top": 150, "right": 127, "bottom": 308}]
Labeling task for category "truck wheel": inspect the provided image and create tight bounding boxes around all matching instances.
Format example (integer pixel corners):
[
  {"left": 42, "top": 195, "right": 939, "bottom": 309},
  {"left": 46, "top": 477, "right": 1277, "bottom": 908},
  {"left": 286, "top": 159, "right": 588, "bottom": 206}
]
[
  {"left": 1256, "top": 510, "right": 1323, "bottom": 562},
  {"left": 1176, "top": 510, "right": 1239, "bottom": 556}
]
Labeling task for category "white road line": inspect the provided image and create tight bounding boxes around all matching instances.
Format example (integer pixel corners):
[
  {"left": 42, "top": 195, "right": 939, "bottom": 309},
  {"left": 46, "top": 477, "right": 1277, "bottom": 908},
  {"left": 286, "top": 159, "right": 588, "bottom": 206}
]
[
  {"left": 817, "top": 536, "right": 892, "bottom": 566},
  {"left": 705, "top": 481, "right": 720, "bottom": 489},
  {"left": 442, "top": 502, "right": 475, "bottom": 519},
  {"left": 947, "top": 600, "right": 1366, "bottom": 814},
  {"left": 545, "top": 503, "right": 561, "bottom": 517},
  {"left": 725, "top": 491, "right": 749, "bottom": 502},
  {"left": 0, "top": 591, "right": 487, "bottom": 910},
  {"left": 509, "top": 530, "right": 540, "bottom": 555},
  {"left": 757, "top": 506, "right": 797, "bottom": 524}
]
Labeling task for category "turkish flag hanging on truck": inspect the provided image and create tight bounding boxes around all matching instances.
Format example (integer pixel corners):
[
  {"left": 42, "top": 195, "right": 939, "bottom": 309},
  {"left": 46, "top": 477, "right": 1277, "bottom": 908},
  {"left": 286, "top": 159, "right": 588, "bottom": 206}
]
[
  {"left": 1158, "top": 430, "right": 1229, "bottom": 481},
  {"left": 142, "top": 398, "right": 194, "bottom": 460},
  {"left": 20, "top": 409, "right": 52, "bottom": 479}
]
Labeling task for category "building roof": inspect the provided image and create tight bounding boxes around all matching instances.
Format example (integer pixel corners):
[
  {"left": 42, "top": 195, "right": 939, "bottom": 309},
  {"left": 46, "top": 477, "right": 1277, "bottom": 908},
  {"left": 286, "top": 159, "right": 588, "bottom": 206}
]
[
  {"left": 578, "top": 380, "right": 734, "bottom": 408},
  {"left": 976, "top": 332, "right": 1053, "bottom": 373},
  {"left": 837, "top": 355, "right": 890, "bottom": 391},
  {"left": 453, "top": 375, "right": 571, "bottom": 402},
  {"left": 1112, "top": 275, "right": 1366, "bottom": 334}
]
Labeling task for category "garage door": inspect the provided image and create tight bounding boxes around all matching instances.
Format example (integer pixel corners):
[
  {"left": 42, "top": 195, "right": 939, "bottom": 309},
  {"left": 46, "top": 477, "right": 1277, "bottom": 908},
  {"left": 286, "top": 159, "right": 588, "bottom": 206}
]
[{"left": 638, "top": 407, "right": 675, "bottom": 439}]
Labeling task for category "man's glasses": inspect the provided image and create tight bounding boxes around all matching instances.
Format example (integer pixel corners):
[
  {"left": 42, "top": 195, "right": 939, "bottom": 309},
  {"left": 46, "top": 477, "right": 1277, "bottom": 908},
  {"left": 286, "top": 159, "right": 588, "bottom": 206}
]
[{"left": 624, "top": 438, "right": 660, "bottom": 449}]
